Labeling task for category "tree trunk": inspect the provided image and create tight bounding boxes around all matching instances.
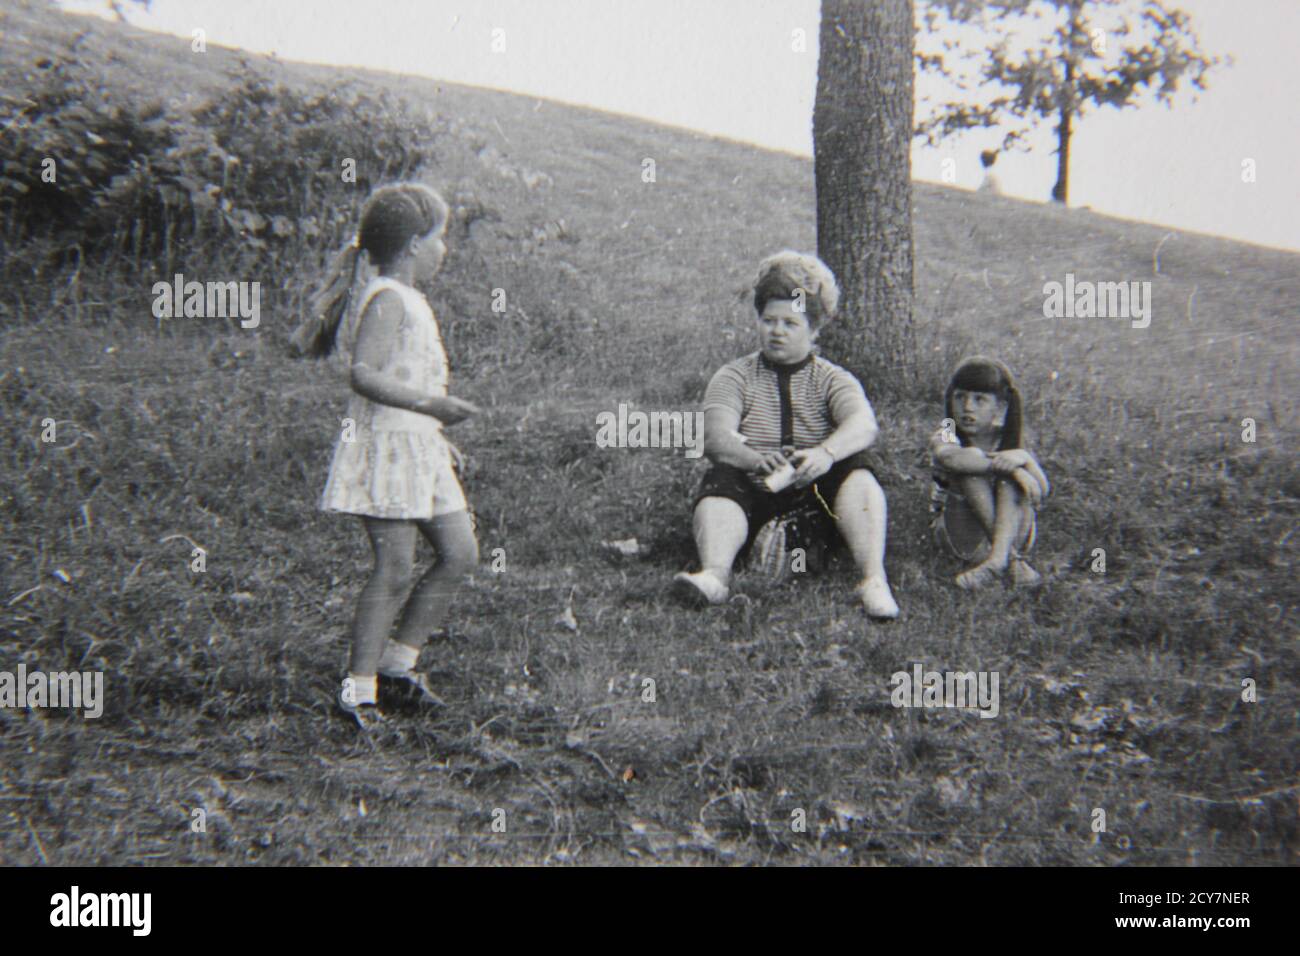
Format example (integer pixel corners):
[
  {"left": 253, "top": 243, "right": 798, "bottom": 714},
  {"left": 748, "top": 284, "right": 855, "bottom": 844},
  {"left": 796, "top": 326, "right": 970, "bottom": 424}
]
[
  {"left": 814, "top": 0, "right": 916, "bottom": 396},
  {"left": 1053, "top": 2, "right": 1084, "bottom": 204},
  {"left": 1052, "top": 59, "right": 1073, "bottom": 204}
]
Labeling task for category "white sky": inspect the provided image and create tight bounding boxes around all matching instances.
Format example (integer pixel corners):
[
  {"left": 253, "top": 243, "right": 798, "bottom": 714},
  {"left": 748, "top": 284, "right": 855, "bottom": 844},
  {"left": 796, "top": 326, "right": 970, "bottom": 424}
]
[{"left": 59, "top": 0, "right": 1300, "bottom": 251}]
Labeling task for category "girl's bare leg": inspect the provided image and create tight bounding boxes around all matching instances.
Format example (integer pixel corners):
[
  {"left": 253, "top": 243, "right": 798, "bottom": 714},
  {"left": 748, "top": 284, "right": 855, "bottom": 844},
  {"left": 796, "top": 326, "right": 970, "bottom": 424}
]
[
  {"left": 941, "top": 490, "right": 992, "bottom": 562},
  {"left": 350, "top": 517, "right": 418, "bottom": 675},
  {"left": 986, "top": 479, "right": 1029, "bottom": 570},
  {"left": 1008, "top": 495, "right": 1041, "bottom": 586},
  {"left": 391, "top": 510, "right": 479, "bottom": 649},
  {"left": 955, "top": 479, "right": 1031, "bottom": 590},
  {"left": 955, "top": 475, "right": 997, "bottom": 537}
]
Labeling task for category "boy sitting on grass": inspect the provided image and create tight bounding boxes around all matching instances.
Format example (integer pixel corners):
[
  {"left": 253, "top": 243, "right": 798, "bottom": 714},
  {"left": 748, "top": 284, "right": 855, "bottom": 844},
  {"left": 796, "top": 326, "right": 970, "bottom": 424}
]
[{"left": 673, "top": 251, "right": 899, "bottom": 619}]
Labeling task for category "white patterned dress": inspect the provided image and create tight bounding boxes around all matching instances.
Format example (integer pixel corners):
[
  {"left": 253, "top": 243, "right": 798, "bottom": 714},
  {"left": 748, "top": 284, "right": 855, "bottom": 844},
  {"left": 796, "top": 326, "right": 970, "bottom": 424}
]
[{"left": 319, "top": 277, "right": 468, "bottom": 520}]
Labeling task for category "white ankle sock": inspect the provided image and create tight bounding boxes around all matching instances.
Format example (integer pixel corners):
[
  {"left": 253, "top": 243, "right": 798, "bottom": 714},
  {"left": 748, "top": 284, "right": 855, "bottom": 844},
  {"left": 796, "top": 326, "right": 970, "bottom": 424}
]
[
  {"left": 345, "top": 673, "right": 378, "bottom": 706},
  {"left": 378, "top": 641, "right": 420, "bottom": 674}
]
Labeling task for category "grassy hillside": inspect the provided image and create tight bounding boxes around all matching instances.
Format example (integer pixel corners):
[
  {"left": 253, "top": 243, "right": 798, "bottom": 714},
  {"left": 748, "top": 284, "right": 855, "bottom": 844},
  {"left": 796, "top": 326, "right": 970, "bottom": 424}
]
[{"left": 1, "top": 0, "right": 1296, "bottom": 866}]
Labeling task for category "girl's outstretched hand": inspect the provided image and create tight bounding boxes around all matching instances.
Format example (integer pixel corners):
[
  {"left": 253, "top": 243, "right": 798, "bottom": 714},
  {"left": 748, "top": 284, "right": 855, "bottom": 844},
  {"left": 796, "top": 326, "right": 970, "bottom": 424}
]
[
  {"left": 418, "top": 395, "right": 480, "bottom": 425},
  {"left": 440, "top": 397, "right": 480, "bottom": 425}
]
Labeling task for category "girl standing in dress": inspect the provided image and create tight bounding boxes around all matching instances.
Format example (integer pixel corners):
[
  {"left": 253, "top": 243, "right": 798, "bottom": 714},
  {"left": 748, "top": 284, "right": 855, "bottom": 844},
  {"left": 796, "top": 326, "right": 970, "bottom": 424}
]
[{"left": 295, "top": 183, "right": 479, "bottom": 728}]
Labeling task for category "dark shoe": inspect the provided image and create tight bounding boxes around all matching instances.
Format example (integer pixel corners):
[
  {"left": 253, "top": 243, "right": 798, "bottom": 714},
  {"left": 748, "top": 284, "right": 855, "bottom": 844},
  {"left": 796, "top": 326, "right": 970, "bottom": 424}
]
[
  {"left": 379, "top": 668, "right": 447, "bottom": 707},
  {"left": 338, "top": 685, "right": 388, "bottom": 729}
]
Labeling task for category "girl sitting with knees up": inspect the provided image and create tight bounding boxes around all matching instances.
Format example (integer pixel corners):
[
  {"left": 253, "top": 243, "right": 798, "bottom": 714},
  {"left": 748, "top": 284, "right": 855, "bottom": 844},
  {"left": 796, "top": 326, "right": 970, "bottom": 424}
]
[
  {"left": 928, "top": 356, "right": 1050, "bottom": 590},
  {"left": 673, "top": 250, "right": 899, "bottom": 619}
]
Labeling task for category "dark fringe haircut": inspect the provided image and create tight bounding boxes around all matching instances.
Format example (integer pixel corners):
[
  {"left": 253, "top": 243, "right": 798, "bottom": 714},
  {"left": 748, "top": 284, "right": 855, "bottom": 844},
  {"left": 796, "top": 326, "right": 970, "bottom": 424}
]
[{"left": 944, "top": 355, "right": 1024, "bottom": 451}]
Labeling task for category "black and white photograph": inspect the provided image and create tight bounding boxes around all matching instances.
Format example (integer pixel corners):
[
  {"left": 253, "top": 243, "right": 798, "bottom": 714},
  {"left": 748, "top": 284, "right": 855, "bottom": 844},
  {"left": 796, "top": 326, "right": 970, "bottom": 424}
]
[{"left": 0, "top": 0, "right": 1294, "bottom": 904}]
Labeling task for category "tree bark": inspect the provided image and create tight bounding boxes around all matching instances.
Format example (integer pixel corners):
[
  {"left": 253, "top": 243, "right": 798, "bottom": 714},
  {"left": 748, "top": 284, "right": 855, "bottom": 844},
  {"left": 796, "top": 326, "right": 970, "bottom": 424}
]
[
  {"left": 814, "top": 0, "right": 916, "bottom": 395},
  {"left": 1052, "top": 59, "right": 1072, "bottom": 204},
  {"left": 1053, "top": 1, "right": 1084, "bottom": 204}
]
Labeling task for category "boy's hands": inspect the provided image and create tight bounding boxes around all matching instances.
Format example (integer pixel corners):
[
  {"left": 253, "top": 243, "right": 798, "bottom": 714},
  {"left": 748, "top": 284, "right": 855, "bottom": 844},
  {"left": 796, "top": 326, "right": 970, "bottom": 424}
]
[
  {"left": 747, "top": 447, "right": 834, "bottom": 487},
  {"left": 790, "top": 447, "right": 834, "bottom": 487},
  {"left": 751, "top": 451, "right": 789, "bottom": 476}
]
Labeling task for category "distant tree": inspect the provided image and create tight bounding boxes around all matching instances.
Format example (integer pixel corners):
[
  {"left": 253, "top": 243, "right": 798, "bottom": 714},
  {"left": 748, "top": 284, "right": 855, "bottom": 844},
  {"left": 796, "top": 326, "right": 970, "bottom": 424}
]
[
  {"left": 107, "top": 0, "right": 152, "bottom": 22},
  {"left": 915, "top": 0, "right": 1222, "bottom": 204},
  {"left": 814, "top": 0, "right": 917, "bottom": 392}
]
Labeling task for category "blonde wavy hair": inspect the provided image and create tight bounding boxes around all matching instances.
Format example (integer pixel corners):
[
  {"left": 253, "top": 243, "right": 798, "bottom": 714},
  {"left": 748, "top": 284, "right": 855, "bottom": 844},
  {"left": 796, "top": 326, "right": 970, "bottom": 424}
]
[{"left": 753, "top": 251, "right": 840, "bottom": 328}]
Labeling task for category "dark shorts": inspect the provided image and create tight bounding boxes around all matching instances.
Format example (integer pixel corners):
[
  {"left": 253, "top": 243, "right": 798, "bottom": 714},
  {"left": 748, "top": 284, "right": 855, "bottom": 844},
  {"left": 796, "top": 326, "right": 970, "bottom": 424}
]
[{"left": 692, "top": 450, "right": 878, "bottom": 535}]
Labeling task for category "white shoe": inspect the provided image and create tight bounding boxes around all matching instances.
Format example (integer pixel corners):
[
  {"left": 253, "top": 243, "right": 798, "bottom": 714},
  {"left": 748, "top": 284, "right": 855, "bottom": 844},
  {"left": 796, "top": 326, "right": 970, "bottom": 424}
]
[
  {"left": 857, "top": 576, "right": 899, "bottom": 619},
  {"left": 673, "top": 570, "right": 729, "bottom": 606}
]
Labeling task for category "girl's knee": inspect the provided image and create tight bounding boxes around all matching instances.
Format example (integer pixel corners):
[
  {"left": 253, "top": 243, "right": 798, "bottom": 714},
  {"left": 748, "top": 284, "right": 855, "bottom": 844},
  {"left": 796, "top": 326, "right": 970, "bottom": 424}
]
[
  {"left": 446, "top": 536, "right": 479, "bottom": 574},
  {"left": 422, "top": 513, "right": 479, "bottom": 572},
  {"left": 437, "top": 528, "right": 479, "bottom": 575},
  {"left": 364, "top": 519, "right": 416, "bottom": 592}
]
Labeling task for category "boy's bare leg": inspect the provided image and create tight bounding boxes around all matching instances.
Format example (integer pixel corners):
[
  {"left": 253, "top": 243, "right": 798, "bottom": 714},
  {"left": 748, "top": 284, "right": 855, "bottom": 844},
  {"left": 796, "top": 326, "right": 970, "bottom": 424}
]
[
  {"left": 833, "top": 470, "right": 888, "bottom": 583},
  {"left": 834, "top": 471, "right": 898, "bottom": 617},
  {"left": 693, "top": 496, "right": 748, "bottom": 583}
]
